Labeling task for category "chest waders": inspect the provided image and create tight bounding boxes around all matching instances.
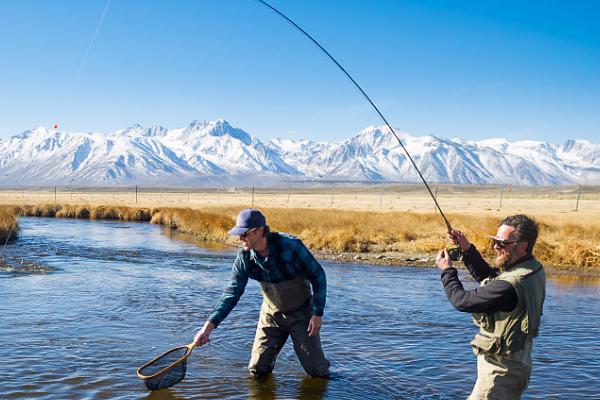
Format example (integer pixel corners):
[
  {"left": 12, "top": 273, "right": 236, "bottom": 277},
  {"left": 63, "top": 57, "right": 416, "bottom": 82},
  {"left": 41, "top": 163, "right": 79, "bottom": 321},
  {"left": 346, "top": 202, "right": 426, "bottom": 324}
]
[
  {"left": 260, "top": 277, "right": 312, "bottom": 313},
  {"left": 468, "top": 257, "right": 546, "bottom": 400},
  {"left": 243, "top": 252, "right": 330, "bottom": 378}
]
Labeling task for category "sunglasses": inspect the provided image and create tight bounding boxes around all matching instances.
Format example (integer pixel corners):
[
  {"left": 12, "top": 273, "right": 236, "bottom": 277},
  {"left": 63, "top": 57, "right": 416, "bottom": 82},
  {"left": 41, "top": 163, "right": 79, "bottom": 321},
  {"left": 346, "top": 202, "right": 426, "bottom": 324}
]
[
  {"left": 490, "top": 237, "right": 521, "bottom": 248},
  {"left": 240, "top": 228, "right": 258, "bottom": 238}
]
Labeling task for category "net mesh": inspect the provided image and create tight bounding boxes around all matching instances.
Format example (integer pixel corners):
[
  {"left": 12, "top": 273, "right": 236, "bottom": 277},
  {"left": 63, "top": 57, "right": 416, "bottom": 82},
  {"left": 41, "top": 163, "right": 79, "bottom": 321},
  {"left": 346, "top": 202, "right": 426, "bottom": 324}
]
[{"left": 138, "top": 347, "right": 189, "bottom": 391}]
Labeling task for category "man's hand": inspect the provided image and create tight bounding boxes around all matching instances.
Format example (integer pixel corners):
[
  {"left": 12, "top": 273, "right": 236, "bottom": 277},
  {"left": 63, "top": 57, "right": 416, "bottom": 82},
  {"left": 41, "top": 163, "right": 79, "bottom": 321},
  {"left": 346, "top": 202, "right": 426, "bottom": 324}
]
[
  {"left": 436, "top": 249, "right": 453, "bottom": 271},
  {"left": 447, "top": 229, "right": 471, "bottom": 252},
  {"left": 307, "top": 315, "right": 322, "bottom": 337},
  {"left": 193, "top": 321, "right": 216, "bottom": 347}
]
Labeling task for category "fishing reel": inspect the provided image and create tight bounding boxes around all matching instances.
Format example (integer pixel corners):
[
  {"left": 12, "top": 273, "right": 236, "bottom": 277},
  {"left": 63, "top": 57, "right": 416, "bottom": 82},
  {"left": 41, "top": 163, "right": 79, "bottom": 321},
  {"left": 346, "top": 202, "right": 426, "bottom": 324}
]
[{"left": 447, "top": 247, "right": 463, "bottom": 262}]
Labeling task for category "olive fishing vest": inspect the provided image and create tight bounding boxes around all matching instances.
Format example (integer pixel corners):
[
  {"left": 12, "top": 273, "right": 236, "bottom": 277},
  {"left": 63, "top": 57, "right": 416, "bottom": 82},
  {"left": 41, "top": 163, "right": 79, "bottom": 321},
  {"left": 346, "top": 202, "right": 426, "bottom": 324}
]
[{"left": 471, "top": 257, "right": 546, "bottom": 357}]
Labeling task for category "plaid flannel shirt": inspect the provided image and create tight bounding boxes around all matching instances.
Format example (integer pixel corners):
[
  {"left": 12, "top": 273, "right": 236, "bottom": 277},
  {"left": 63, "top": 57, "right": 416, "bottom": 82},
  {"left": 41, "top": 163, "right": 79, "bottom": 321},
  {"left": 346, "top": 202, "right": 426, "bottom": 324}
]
[{"left": 208, "top": 232, "right": 327, "bottom": 326}]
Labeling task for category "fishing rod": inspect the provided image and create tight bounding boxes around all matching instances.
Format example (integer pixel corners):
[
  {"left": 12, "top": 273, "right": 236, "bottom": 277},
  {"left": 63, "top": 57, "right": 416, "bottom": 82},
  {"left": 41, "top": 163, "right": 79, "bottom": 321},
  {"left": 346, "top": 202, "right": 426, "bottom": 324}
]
[
  {"left": 255, "top": 0, "right": 453, "bottom": 232},
  {"left": 62, "top": 0, "right": 113, "bottom": 129}
]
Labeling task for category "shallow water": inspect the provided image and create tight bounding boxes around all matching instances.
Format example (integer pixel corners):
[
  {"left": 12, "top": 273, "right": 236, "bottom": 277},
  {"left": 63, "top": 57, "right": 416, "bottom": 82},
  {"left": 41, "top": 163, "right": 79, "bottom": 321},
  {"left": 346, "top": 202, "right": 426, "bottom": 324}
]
[{"left": 0, "top": 217, "right": 598, "bottom": 399}]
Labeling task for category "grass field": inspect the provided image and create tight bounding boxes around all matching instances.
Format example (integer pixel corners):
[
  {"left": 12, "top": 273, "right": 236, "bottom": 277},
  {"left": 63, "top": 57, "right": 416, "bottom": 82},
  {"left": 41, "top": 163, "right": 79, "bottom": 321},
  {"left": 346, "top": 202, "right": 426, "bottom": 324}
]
[
  {"left": 1, "top": 185, "right": 599, "bottom": 273},
  {"left": 1, "top": 184, "right": 599, "bottom": 216}
]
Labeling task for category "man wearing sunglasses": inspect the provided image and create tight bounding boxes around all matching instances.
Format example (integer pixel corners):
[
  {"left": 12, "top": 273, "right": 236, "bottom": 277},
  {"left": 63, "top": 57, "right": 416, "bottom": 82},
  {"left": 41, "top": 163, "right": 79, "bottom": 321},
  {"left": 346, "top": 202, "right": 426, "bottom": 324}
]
[
  {"left": 435, "top": 214, "right": 546, "bottom": 399},
  {"left": 193, "top": 208, "right": 329, "bottom": 378}
]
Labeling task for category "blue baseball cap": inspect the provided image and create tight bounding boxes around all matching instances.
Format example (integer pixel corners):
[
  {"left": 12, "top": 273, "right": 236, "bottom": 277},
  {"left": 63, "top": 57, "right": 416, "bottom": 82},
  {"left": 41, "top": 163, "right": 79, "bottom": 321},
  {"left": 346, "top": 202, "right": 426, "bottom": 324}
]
[{"left": 228, "top": 208, "right": 266, "bottom": 235}]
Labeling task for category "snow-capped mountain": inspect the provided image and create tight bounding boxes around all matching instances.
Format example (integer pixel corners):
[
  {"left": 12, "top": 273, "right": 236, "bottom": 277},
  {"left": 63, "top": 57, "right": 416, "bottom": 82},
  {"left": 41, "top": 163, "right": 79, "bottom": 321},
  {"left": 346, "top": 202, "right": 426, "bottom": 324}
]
[{"left": 0, "top": 120, "right": 598, "bottom": 186}]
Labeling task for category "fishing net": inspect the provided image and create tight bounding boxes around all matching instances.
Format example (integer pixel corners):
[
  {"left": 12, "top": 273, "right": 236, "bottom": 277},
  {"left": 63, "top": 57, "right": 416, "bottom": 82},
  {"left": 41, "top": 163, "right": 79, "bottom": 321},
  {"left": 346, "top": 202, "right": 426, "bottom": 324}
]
[{"left": 137, "top": 344, "right": 194, "bottom": 391}]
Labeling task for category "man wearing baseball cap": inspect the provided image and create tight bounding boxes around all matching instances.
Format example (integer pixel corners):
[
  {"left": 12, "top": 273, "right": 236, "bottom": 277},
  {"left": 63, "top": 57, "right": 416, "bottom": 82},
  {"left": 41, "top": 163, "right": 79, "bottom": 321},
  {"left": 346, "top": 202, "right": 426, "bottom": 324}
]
[{"left": 193, "top": 208, "right": 329, "bottom": 378}]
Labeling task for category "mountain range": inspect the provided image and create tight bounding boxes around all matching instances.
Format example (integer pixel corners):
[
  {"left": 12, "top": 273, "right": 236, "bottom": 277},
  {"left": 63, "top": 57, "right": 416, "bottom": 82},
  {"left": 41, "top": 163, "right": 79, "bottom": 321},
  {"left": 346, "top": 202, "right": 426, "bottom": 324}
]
[{"left": 1, "top": 119, "right": 598, "bottom": 186}]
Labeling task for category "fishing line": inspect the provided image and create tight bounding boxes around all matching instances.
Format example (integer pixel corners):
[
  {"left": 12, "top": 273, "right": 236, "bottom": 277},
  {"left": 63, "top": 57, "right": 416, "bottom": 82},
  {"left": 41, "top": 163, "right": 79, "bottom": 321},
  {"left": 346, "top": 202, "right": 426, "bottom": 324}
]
[
  {"left": 63, "top": 0, "right": 113, "bottom": 117},
  {"left": 255, "top": 0, "right": 453, "bottom": 231},
  {"left": 0, "top": 224, "right": 15, "bottom": 259}
]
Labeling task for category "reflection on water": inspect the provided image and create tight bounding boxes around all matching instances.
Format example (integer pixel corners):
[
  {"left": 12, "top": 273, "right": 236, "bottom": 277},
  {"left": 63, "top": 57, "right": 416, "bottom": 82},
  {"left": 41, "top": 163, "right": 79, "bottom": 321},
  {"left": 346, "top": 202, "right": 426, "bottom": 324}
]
[
  {"left": 245, "top": 376, "right": 329, "bottom": 400},
  {"left": 548, "top": 273, "right": 600, "bottom": 289},
  {"left": 0, "top": 217, "right": 599, "bottom": 399},
  {"left": 162, "top": 227, "right": 232, "bottom": 251},
  {"left": 142, "top": 376, "right": 328, "bottom": 400},
  {"left": 144, "top": 388, "right": 186, "bottom": 400}
]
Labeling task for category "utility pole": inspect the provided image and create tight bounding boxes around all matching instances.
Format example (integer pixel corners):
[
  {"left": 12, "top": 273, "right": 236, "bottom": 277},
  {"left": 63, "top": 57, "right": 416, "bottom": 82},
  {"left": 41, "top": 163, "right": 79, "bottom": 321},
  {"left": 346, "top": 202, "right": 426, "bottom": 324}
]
[
  {"left": 575, "top": 184, "right": 581, "bottom": 211},
  {"left": 330, "top": 185, "right": 334, "bottom": 206}
]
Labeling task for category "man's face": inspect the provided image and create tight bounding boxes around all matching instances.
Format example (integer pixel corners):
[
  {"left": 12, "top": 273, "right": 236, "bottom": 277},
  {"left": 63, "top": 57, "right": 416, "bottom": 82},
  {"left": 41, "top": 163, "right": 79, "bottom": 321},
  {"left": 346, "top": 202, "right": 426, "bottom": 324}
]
[
  {"left": 239, "top": 227, "right": 263, "bottom": 251},
  {"left": 492, "top": 225, "right": 527, "bottom": 270}
]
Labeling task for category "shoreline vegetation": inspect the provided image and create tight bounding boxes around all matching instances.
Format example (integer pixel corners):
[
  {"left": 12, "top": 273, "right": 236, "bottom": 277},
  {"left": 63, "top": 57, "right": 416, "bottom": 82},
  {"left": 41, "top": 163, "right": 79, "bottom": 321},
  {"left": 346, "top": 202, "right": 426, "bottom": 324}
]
[
  {"left": 0, "top": 209, "right": 19, "bottom": 245},
  {"left": 0, "top": 203, "right": 598, "bottom": 275}
]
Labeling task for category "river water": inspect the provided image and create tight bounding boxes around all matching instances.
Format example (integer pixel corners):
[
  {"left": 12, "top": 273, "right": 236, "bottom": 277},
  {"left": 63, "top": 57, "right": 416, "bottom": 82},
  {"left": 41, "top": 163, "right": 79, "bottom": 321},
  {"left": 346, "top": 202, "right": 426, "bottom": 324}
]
[{"left": 0, "top": 217, "right": 598, "bottom": 399}]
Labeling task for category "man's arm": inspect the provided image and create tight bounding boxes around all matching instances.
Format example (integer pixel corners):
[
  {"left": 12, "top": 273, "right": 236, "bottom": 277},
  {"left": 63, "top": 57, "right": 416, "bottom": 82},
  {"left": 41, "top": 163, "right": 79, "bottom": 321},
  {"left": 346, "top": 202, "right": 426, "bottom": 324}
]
[
  {"left": 194, "top": 254, "right": 250, "bottom": 347},
  {"left": 207, "top": 254, "right": 249, "bottom": 327},
  {"left": 447, "top": 229, "right": 497, "bottom": 282},
  {"left": 440, "top": 267, "right": 517, "bottom": 313},
  {"left": 462, "top": 244, "right": 499, "bottom": 282}
]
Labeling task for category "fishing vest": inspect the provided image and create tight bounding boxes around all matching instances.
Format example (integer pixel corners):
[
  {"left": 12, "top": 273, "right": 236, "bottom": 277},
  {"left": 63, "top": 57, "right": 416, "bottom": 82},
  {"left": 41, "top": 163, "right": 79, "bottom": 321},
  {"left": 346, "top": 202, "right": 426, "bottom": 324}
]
[{"left": 471, "top": 257, "right": 546, "bottom": 357}]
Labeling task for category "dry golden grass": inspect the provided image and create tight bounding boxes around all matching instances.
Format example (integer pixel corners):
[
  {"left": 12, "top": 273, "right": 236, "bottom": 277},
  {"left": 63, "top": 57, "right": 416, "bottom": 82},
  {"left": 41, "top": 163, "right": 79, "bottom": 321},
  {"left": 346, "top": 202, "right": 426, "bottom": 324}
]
[
  {"left": 0, "top": 207, "right": 19, "bottom": 244},
  {"left": 260, "top": 208, "right": 600, "bottom": 272},
  {"left": 11, "top": 204, "right": 154, "bottom": 221},
  {"left": 150, "top": 208, "right": 233, "bottom": 242},
  {"left": 1, "top": 186, "right": 599, "bottom": 273}
]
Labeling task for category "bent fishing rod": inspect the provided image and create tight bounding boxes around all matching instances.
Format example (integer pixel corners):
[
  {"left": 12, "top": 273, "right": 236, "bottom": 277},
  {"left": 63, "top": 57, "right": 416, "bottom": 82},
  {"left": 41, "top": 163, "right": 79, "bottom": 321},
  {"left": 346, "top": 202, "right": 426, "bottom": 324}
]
[{"left": 255, "top": 0, "right": 453, "bottom": 232}]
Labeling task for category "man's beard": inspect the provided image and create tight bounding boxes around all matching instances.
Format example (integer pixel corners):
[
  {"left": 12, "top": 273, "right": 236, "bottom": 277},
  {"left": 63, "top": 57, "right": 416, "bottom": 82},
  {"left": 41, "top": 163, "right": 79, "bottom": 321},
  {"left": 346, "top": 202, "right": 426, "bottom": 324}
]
[{"left": 494, "top": 252, "right": 512, "bottom": 270}]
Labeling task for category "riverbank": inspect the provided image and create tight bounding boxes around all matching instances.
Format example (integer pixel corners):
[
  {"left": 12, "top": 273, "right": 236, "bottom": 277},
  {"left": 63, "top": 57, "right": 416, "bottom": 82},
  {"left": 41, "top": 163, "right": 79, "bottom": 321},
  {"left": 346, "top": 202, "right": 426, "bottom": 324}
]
[
  {"left": 0, "top": 209, "right": 19, "bottom": 244},
  {"left": 1, "top": 203, "right": 598, "bottom": 274},
  {"left": 314, "top": 249, "right": 600, "bottom": 277}
]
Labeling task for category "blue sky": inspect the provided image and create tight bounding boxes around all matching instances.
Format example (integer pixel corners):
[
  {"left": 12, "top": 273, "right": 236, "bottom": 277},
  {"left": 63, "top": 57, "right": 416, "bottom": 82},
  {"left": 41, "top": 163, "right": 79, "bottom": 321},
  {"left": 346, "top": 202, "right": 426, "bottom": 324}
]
[{"left": 1, "top": 0, "right": 599, "bottom": 143}]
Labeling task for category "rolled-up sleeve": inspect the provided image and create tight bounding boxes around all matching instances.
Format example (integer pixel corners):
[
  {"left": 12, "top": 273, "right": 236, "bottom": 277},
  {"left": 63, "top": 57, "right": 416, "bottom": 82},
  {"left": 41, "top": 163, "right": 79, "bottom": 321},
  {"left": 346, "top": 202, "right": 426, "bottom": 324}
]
[
  {"left": 208, "top": 254, "right": 249, "bottom": 327},
  {"left": 295, "top": 240, "right": 327, "bottom": 317}
]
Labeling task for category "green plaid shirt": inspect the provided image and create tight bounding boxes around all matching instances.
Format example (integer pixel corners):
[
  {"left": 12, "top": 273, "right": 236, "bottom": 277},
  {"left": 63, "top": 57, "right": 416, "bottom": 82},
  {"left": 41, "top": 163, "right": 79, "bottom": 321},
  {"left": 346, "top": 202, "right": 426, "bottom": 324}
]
[{"left": 208, "top": 232, "right": 327, "bottom": 326}]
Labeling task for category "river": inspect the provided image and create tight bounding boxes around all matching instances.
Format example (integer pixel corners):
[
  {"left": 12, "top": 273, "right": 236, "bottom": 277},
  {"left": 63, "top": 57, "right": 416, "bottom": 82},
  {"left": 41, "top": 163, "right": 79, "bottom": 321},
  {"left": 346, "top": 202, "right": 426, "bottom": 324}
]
[{"left": 0, "top": 217, "right": 598, "bottom": 399}]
